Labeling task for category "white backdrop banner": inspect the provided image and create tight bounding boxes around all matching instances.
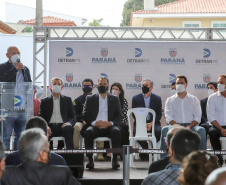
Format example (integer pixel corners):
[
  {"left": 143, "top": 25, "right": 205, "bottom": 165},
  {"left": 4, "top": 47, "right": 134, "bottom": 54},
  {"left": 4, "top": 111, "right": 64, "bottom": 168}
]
[{"left": 49, "top": 41, "right": 226, "bottom": 109}]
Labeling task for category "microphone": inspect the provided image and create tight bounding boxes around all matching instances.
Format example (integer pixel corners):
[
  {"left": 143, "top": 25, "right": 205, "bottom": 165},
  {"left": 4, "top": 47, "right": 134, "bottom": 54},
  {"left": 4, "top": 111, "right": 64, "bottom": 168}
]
[{"left": 17, "top": 58, "right": 21, "bottom": 63}]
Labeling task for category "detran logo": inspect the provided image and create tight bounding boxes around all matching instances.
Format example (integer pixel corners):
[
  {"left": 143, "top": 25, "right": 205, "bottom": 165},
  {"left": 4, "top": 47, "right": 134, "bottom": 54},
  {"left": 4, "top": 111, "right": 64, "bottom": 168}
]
[
  {"left": 135, "top": 48, "right": 142, "bottom": 57},
  {"left": 66, "top": 47, "right": 73, "bottom": 57},
  {"left": 14, "top": 95, "right": 23, "bottom": 106},
  {"left": 169, "top": 74, "right": 176, "bottom": 83},
  {"left": 100, "top": 73, "right": 108, "bottom": 78},
  {"left": 203, "top": 49, "right": 211, "bottom": 58}
]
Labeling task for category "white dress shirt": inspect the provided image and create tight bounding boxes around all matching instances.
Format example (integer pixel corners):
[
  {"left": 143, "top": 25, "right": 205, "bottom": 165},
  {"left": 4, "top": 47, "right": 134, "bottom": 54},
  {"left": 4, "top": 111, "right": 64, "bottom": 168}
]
[
  {"left": 165, "top": 93, "right": 201, "bottom": 124},
  {"left": 49, "top": 96, "right": 64, "bottom": 124},
  {"left": 91, "top": 94, "right": 113, "bottom": 126},
  {"left": 207, "top": 91, "right": 226, "bottom": 126}
]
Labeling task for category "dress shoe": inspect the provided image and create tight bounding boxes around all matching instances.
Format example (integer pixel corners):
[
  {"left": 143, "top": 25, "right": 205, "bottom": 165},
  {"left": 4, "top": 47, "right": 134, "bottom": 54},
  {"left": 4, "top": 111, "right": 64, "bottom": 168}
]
[
  {"left": 139, "top": 153, "right": 149, "bottom": 160},
  {"left": 97, "top": 153, "right": 104, "bottom": 161},
  {"left": 86, "top": 160, "right": 94, "bottom": 169},
  {"left": 112, "top": 160, "right": 120, "bottom": 169}
]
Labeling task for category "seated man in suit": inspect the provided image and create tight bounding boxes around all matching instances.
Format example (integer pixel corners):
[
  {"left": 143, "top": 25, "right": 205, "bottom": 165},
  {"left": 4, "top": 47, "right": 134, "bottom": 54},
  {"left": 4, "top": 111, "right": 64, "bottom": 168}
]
[
  {"left": 5, "top": 116, "right": 66, "bottom": 166},
  {"left": 132, "top": 79, "right": 162, "bottom": 160},
  {"left": 200, "top": 82, "right": 218, "bottom": 135},
  {"left": 1, "top": 128, "right": 80, "bottom": 185},
  {"left": 0, "top": 46, "right": 32, "bottom": 150},
  {"left": 39, "top": 77, "right": 76, "bottom": 149},
  {"left": 83, "top": 76, "right": 121, "bottom": 169}
]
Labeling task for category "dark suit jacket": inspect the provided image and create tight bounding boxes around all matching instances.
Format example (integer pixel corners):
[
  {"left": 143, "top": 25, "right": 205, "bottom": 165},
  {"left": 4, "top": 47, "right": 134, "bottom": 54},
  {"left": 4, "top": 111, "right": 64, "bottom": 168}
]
[
  {"left": 39, "top": 94, "right": 76, "bottom": 126},
  {"left": 200, "top": 97, "right": 208, "bottom": 124},
  {"left": 82, "top": 93, "right": 122, "bottom": 127},
  {"left": 5, "top": 151, "right": 67, "bottom": 166},
  {"left": 132, "top": 93, "right": 162, "bottom": 127},
  {"left": 1, "top": 161, "right": 80, "bottom": 185},
  {"left": 0, "top": 61, "right": 32, "bottom": 82}
]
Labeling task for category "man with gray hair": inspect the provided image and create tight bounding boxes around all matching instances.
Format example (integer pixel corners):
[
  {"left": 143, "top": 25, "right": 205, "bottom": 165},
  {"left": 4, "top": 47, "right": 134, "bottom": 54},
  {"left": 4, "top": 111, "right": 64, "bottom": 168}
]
[
  {"left": 132, "top": 78, "right": 162, "bottom": 160},
  {"left": 39, "top": 77, "right": 76, "bottom": 149},
  {"left": 2, "top": 128, "right": 80, "bottom": 185}
]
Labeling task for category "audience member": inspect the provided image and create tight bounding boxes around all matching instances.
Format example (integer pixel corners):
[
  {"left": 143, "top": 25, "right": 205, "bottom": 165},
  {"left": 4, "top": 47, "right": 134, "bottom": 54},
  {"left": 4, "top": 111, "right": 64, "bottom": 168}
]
[
  {"left": 178, "top": 150, "right": 219, "bottom": 185},
  {"left": 0, "top": 46, "right": 32, "bottom": 150},
  {"left": 110, "top": 82, "right": 129, "bottom": 147},
  {"left": 200, "top": 82, "right": 218, "bottom": 135},
  {"left": 1, "top": 128, "right": 80, "bottom": 185},
  {"left": 0, "top": 139, "right": 5, "bottom": 180},
  {"left": 148, "top": 124, "right": 184, "bottom": 174},
  {"left": 207, "top": 74, "right": 226, "bottom": 166},
  {"left": 132, "top": 79, "right": 162, "bottom": 160},
  {"left": 33, "top": 85, "right": 41, "bottom": 116},
  {"left": 141, "top": 129, "right": 200, "bottom": 185},
  {"left": 39, "top": 77, "right": 76, "bottom": 149},
  {"left": 160, "top": 75, "right": 206, "bottom": 159},
  {"left": 5, "top": 116, "right": 66, "bottom": 166},
  {"left": 205, "top": 167, "right": 226, "bottom": 185},
  {"left": 83, "top": 76, "right": 121, "bottom": 169}
]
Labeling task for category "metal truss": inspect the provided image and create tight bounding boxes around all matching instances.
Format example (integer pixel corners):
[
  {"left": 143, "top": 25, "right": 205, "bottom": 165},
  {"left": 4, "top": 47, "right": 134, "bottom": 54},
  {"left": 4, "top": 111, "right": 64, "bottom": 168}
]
[{"left": 33, "top": 26, "right": 226, "bottom": 95}]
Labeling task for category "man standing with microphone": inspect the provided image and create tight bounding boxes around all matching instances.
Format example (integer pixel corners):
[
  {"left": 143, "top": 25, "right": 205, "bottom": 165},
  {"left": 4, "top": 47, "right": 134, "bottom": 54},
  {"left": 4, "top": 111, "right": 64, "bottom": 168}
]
[{"left": 0, "top": 46, "right": 32, "bottom": 149}]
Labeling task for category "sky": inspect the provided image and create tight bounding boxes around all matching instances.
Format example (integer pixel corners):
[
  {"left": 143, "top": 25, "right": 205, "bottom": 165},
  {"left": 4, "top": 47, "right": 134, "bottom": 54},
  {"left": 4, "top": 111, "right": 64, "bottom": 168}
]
[{"left": 6, "top": 0, "right": 128, "bottom": 26}]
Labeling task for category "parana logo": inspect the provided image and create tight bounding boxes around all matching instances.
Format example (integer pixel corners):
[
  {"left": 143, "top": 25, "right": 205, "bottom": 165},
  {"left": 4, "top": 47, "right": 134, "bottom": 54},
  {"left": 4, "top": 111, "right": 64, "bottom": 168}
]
[
  {"left": 161, "top": 48, "right": 185, "bottom": 64},
  {"left": 92, "top": 48, "right": 116, "bottom": 63}
]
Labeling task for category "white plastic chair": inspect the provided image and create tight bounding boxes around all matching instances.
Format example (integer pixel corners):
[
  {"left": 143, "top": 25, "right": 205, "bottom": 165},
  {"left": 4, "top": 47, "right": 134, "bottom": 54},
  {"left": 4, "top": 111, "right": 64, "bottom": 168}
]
[
  {"left": 127, "top": 108, "right": 157, "bottom": 166},
  {"left": 50, "top": 137, "right": 66, "bottom": 149},
  {"left": 93, "top": 137, "right": 112, "bottom": 161},
  {"left": 220, "top": 137, "right": 226, "bottom": 160}
]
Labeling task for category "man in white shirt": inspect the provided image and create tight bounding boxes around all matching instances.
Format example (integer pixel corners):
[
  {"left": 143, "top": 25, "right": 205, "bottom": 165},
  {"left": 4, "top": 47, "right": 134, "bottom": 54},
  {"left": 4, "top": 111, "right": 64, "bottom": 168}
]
[
  {"left": 160, "top": 75, "right": 206, "bottom": 158},
  {"left": 83, "top": 76, "right": 122, "bottom": 169},
  {"left": 39, "top": 77, "right": 76, "bottom": 149},
  {"left": 207, "top": 74, "right": 226, "bottom": 166}
]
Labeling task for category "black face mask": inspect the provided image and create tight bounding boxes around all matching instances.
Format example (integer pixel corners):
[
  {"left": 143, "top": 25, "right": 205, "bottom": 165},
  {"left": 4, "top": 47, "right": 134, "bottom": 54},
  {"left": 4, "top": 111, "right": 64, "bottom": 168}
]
[
  {"left": 83, "top": 85, "right": 92, "bottom": 94},
  {"left": 98, "top": 86, "right": 108, "bottom": 94},
  {"left": 142, "top": 86, "right": 150, "bottom": 94}
]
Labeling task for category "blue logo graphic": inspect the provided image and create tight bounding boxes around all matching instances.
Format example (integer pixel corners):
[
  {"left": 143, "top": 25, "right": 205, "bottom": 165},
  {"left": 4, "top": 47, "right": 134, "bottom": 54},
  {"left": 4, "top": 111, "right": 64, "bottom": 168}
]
[
  {"left": 169, "top": 74, "right": 176, "bottom": 83},
  {"left": 203, "top": 49, "right": 211, "bottom": 58},
  {"left": 66, "top": 47, "right": 73, "bottom": 57},
  {"left": 100, "top": 73, "right": 108, "bottom": 78},
  {"left": 14, "top": 95, "right": 23, "bottom": 106},
  {"left": 135, "top": 48, "right": 142, "bottom": 57}
]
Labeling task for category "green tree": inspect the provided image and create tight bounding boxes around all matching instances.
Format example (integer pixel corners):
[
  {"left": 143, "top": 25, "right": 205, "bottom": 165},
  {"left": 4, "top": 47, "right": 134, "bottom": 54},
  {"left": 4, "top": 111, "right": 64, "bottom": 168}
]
[
  {"left": 121, "top": 0, "right": 179, "bottom": 26},
  {"left": 88, "top": 18, "right": 109, "bottom": 27}
]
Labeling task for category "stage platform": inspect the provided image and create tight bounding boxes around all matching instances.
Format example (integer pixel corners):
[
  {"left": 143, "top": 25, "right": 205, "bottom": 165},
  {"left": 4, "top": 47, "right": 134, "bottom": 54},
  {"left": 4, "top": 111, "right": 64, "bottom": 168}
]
[{"left": 77, "top": 157, "right": 149, "bottom": 185}]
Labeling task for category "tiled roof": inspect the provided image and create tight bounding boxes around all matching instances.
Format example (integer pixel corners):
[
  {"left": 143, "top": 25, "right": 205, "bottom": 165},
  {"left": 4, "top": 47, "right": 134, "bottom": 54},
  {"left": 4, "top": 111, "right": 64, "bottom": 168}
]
[
  {"left": 0, "top": 21, "right": 16, "bottom": 34},
  {"left": 18, "top": 16, "right": 77, "bottom": 26},
  {"left": 133, "top": 0, "right": 226, "bottom": 14}
]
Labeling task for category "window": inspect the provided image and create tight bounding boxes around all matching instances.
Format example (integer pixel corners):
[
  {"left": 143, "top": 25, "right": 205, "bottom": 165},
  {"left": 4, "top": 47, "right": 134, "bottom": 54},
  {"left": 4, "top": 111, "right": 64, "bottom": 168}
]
[
  {"left": 212, "top": 21, "right": 226, "bottom": 28},
  {"left": 183, "top": 21, "right": 201, "bottom": 28}
]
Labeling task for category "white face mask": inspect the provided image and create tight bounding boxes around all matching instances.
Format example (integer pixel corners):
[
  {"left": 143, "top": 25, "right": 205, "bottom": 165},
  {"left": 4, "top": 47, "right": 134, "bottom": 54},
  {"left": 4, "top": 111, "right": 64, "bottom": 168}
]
[
  {"left": 111, "top": 90, "right": 120, "bottom": 96},
  {"left": 52, "top": 85, "right": 62, "bottom": 94},
  {"left": 171, "top": 89, "right": 177, "bottom": 96},
  {"left": 208, "top": 89, "right": 215, "bottom": 96},
  {"left": 218, "top": 83, "right": 226, "bottom": 93},
  {"left": 176, "top": 84, "right": 185, "bottom": 93},
  {"left": 10, "top": 54, "right": 20, "bottom": 63}
]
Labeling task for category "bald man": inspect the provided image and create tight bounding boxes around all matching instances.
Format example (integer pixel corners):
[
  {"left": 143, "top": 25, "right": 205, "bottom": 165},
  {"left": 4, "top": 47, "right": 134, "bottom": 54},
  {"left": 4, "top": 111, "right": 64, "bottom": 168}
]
[{"left": 205, "top": 167, "right": 226, "bottom": 185}]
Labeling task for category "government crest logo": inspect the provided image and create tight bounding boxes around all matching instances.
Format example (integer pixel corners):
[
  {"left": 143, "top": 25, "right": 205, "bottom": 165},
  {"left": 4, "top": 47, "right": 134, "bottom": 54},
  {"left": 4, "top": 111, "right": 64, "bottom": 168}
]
[
  {"left": 135, "top": 74, "right": 142, "bottom": 83},
  {"left": 203, "top": 74, "right": 211, "bottom": 83},
  {"left": 101, "top": 48, "right": 108, "bottom": 57},
  {"left": 169, "top": 48, "right": 177, "bottom": 57},
  {"left": 66, "top": 73, "right": 73, "bottom": 82}
]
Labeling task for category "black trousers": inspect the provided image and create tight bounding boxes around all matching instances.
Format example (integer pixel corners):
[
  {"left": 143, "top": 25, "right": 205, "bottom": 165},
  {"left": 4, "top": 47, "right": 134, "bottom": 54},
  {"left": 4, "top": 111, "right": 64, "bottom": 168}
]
[
  {"left": 209, "top": 126, "right": 226, "bottom": 163},
  {"left": 120, "top": 124, "right": 129, "bottom": 146},
  {"left": 136, "top": 124, "right": 162, "bottom": 149},
  {"left": 84, "top": 125, "right": 121, "bottom": 157},
  {"left": 48, "top": 123, "right": 74, "bottom": 149}
]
